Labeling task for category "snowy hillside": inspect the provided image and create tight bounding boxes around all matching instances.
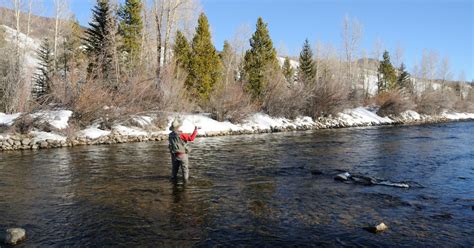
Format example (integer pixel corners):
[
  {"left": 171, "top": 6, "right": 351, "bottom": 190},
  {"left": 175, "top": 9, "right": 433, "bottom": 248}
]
[{"left": 1, "top": 24, "right": 40, "bottom": 70}]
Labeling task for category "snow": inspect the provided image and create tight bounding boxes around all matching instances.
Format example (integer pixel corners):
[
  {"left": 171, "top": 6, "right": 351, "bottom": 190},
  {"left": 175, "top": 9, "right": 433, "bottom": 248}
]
[
  {"left": 337, "top": 107, "right": 393, "bottom": 126},
  {"left": 171, "top": 114, "right": 242, "bottom": 134},
  {"left": 31, "top": 131, "right": 66, "bottom": 143},
  {"left": 399, "top": 110, "right": 422, "bottom": 121},
  {"left": 277, "top": 56, "right": 299, "bottom": 69},
  {"left": 0, "top": 113, "right": 21, "bottom": 126},
  {"left": 441, "top": 111, "right": 474, "bottom": 120},
  {"left": 113, "top": 125, "right": 148, "bottom": 136},
  {"left": 1, "top": 25, "right": 40, "bottom": 69},
  {"left": 79, "top": 127, "right": 111, "bottom": 140},
  {"left": 31, "top": 110, "right": 72, "bottom": 129}
]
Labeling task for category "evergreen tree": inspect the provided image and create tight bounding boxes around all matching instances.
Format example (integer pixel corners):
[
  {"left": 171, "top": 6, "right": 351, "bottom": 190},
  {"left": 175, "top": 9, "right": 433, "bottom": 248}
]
[
  {"left": 186, "top": 13, "right": 221, "bottom": 102},
  {"left": 243, "top": 17, "right": 278, "bottom": 99},
  {"left": 118, "top": 0, "right": 143, "bottom": 70},
  {"left": 84, "top": 0, "right": 117, "bottom": 83},
  {"left": 59, "top": 19, "right": 84, "bottom": 76},
  {"left": 173, "top": 30, "right": 191, "bottom": 71},
  {"left": 282, "top": 56, "right": 294, "bottom": 83},
  {"left": 377, "top": 50, "right": 397, "bottom": 93},
  {"left": 34, "top": 38, "right": 55, "bottom": 99},
  {"left": 297, "top": 39, "right": 316, "bottom": 84},
  {"left": 397, "top": 63, "right": 411, "bottom": 90}
]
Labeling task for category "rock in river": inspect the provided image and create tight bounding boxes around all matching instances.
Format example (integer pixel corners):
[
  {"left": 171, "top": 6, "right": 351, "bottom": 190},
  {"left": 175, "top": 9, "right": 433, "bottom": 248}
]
[
  {"left": 1, "top": 228, "right": 26, "bottom": 245},
  {"left": 334, "top": 172, "right": 351, "bottom": 181},
  {"left": 364, "top": 222, "right": 388, "bottom": 233}
]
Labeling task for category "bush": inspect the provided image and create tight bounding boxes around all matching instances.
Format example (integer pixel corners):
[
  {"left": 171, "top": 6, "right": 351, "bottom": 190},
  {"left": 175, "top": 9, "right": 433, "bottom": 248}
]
[
  {"left": 261, "top": 65, "right": 310, "bottom": 118},
  {"left": 375, "top": 91, "right": 414, "bottom": 117},
  {"left": 309, "top": 77, "right": 349, "bottom": 118},
  {"left": 416, "top": 88, "right": 456, "bottom": 115},
  {"left": 208, "top": 81, "right": 256, "bottom": 122}
]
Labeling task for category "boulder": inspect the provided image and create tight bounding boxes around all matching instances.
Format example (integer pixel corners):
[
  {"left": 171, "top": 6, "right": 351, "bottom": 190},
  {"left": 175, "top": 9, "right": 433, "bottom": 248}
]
[
  {"left": 21, "top": 138, "right": 31, "bottom": 146},
  {"left": 364, "top": 222, "right": 388, "bottom": 233},
  {"left": 39, "top": 141, "right": 49, "bottom": 149},
  {"left": 334, "top": 172, "right": 351, "bottom": 181},
  {"left": 1, "top": 228, "right": 26, "bottom": 245}
]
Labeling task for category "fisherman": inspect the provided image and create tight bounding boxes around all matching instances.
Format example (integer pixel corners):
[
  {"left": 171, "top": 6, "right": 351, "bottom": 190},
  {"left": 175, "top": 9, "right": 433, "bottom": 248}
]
[{"left": 168, "top": 119, "right": 199, "bottom": 181}]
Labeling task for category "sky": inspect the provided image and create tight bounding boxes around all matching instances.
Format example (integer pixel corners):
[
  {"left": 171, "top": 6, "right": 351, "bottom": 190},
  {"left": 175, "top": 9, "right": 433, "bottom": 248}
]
[{"left": 25, "top": 0, "right": 474, "bottom": 80}]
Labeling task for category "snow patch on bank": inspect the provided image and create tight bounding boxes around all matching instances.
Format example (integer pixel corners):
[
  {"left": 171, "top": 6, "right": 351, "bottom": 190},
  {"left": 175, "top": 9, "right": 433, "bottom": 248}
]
[
  {"left": 337, "top": 107, "right": 393, "bottom": 126},
  {"left": 31, "top": 110, "right": 72, "bottom": 129},
  {"left": 442, "top": 111, "right": 474, "bottom": 120},
  {"left": 0, "top": 113, "right": 21, "bottom": 126},
  {"left": 31, "top": 131, "right": 66, "bottom": 143},
  {"left": 399, "top": 110, "right": 422, "bottom": 121},
  {"left": 113, "top": 125, "right": 148, "bottom": 136},
  {"left": 79, "top": 127, "right": 111, "bottom": 139}
]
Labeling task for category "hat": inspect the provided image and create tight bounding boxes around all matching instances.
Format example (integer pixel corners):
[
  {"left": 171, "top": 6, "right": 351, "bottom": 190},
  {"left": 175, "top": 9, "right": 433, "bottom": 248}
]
[{"left": 169, "top": 118, "right": 182, "bottom": 131}]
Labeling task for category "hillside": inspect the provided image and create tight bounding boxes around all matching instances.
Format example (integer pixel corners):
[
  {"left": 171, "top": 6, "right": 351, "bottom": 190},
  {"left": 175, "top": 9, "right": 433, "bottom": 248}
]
[{"left": 0, "top": 7, "right": 57, "bottom": 40}]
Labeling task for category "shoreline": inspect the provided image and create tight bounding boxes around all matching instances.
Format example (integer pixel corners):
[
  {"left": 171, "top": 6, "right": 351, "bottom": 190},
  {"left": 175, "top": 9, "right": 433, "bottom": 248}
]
[{"left": 1, "top": 115, "right": 472, "bottom": 152}]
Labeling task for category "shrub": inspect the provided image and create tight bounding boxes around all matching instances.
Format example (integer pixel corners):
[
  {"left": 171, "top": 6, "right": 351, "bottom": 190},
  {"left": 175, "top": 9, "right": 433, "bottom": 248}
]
[
  {"left": 208, "top": 81, "right": 256, "bottom": 122},
  {"left": 375, "top": 91, "right": 414, "bottom": 117},
  {"left": 261, "top": 65, "right": 310, "bottom": 119},
  {"left": 416, "top": 88, "right": 456, "bottom": 115},
  {"left": 309, "top": 77, "right": 349, "bottom": 118}
]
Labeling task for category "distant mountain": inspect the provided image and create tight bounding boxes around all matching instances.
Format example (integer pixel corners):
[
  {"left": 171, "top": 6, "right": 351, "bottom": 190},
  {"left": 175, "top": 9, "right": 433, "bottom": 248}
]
[{"left": 0, "top": 7, "right": 85, "bottom": 40}]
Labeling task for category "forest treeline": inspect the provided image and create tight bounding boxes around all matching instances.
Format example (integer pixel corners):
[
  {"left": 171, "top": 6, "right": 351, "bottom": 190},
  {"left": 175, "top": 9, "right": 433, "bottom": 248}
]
[{"left": 0, "top": 0, "right": 472, "bottom": 128}]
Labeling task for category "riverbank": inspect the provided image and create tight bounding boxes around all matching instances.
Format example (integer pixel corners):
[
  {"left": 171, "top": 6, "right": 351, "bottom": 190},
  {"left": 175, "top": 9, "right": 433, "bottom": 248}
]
[{"left": 1, "top": 107, "right": 473, "bottom": 151}]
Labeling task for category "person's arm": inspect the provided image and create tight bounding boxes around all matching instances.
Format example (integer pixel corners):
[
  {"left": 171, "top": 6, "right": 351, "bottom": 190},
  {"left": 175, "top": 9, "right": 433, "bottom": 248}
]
[{"left": 180, "top": 127, "right": 198, "bottom": 142}]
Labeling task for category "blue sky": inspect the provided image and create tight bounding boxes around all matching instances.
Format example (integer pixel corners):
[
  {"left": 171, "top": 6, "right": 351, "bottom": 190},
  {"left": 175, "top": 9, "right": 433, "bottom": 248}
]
[{"left": 28, "top": 0, "right": 474, "bottom": 80}]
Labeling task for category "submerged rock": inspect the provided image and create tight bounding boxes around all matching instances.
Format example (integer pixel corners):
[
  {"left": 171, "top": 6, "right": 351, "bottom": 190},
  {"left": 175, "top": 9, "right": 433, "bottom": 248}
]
[
  {"left": 310, "top": 169, "right": 323, "bottom": 175},
  {"left": 334, "top": 171, "right": 410, "bottom": 188},
  {"left": 1, "top": 228, "right": 26, "bottom": 245},
  {"left": 334, "top": 172, "right": 351, "bottom": 181},
  {"left": 364, "top": 222, "right": 388, "bottom": 233}
]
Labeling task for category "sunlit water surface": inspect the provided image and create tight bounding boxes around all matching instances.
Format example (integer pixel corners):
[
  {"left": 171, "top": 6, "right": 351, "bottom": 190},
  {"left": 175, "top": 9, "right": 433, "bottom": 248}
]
[{"left": 1, "top": 122, "right": 473, "bottom": 247}]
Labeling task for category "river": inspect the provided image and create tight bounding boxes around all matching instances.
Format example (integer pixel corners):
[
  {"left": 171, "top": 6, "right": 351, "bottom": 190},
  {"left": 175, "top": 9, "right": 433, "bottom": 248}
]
[{"left": 1, "top": 122, "right": 473, "bottom": 247}]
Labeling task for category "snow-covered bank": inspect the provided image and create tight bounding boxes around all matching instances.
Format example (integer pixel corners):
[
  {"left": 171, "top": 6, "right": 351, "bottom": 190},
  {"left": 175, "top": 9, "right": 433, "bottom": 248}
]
[{"left": 1, "top": 107, "right": 474, "bottom": 151}]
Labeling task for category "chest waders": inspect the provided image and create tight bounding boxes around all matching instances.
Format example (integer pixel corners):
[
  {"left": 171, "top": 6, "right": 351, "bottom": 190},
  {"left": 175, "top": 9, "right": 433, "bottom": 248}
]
[{"left": 168, "top": 131, "right": 189, "bottom": 180}]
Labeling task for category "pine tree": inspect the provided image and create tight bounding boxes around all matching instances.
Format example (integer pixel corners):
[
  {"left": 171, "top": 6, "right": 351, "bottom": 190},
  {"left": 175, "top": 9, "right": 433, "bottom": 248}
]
[
  {"left": 298, "top": 39, "right": 316, "bottom": 84},
  {"left": 34, "top": 38, "right": 55, "bottom": 99},
  {"left": 173, "top": 30, "right": 191, "bottom": 71},
  {"left": 220, "top": 41, "right": 238, "bottom": 84},
  {"left": 243, "top": 17, "right": 278, "bottom": 99},
  {"left": 186, "top": 13, "right": 221, "bottom": 102},
  {"left": 84, "top": 0, "right": 117, "bottom": 83},
  {"left": 58, "top": 19, "right": 84, "bottom": 76},
  {"left": 118, "top": 0, "right": 143, "bottom": 70},
  {"left": 397, "top": 63, "right": 411, "bottom": 90},
  {"left": 377, "top": 50, "right": 397, "bottom": 93},
  {"left": 282, "top": 56, "right": 294, "bottom": 83}
]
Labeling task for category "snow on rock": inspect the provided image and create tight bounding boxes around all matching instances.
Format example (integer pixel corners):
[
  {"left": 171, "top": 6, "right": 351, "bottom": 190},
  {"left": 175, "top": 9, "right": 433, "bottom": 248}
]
[
  {"left": 336, "top": 107, "right": 393, "bottom": 126},
  {"left": 79, "top": 127, "right": 111, "bottom": 139},
  {"left": 441, "top": 111, "right": 474, "bottom": 120},
  {"left": 0, "top": 113, "right": 21, "bottom": 126},
  {"left": 32, "top": 110, "right": 72, "bottom": 129},
  {"left": 399, "top": 110, "right": 422, "bottom": 121},
  {"left": 31, "top": 131, "right": 66, "bottom": 143},
  {"left": 113, "top": 125, "right": 148, "bottom": 136}
]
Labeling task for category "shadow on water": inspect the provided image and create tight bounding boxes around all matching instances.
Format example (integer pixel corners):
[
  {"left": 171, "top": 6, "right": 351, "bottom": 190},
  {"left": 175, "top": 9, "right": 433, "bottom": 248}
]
[{"left": 0, "top": 122, "right": 473, "bottom": 247}]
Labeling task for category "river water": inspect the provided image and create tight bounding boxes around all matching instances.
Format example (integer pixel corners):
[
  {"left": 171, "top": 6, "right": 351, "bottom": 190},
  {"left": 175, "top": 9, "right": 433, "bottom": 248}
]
[{"left": 1, "top": 122, "right": 473, "bottom": 247}]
